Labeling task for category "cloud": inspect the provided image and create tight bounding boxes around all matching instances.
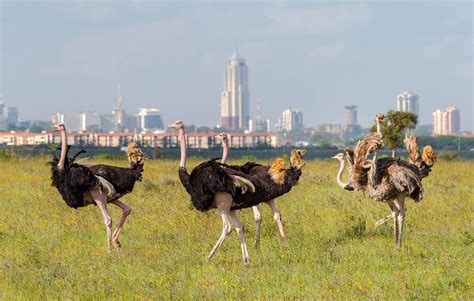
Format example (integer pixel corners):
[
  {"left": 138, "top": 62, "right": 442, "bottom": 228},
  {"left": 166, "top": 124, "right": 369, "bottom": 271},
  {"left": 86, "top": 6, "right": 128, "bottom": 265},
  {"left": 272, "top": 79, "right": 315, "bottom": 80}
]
[{"left": 265, "top": 4, "right": 370, "bottom": 35}]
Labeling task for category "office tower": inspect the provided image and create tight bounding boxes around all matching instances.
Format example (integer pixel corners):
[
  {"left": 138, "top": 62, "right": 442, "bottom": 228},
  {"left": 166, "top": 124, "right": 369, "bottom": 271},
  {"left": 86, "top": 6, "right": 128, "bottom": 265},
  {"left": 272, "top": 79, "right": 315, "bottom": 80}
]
[
  {"left": 282, "top": 107, "right": 303, "bottom": 131},
  {"left": 220, "top": 50, "right": 250, "bottom": 130},
  {"left": 396, "top": 91, "right": 419, "bottom": 116},
  {"left": 137, "top": 108, "right": 164, "bottom": 132},
  {"left": 432, "top": 106, "right": 461, "bottom": 136},
  {"left": 343, "top": 105, "right": 358, "bottom": 125}
]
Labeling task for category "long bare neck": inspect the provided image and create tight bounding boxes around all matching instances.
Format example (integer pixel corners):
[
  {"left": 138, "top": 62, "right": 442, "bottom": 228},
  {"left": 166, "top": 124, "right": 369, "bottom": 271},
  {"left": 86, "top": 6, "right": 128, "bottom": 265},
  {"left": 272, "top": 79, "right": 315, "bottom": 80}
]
[
  {"left": 57, "top": 128, "right": 67, "bottom": 170},
  {"left": 221, "top": 140, "right": 228, "bottom": 164},
  {"left": 373, "top": 119, "right": 381, "bottom": 161},
  {"left": 178, "top": 128, "right": 186, "bottom": 168},
  {"left": 336, "top": 159, "right": 349, "bottom": 189}
]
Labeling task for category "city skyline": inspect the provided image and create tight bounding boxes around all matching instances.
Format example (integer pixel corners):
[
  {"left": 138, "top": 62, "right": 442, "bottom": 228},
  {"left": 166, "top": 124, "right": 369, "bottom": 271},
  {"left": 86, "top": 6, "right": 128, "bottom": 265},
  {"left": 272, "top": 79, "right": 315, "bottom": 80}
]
[{"left": 2, "top": 2, "right": 472, "bottom": 130}]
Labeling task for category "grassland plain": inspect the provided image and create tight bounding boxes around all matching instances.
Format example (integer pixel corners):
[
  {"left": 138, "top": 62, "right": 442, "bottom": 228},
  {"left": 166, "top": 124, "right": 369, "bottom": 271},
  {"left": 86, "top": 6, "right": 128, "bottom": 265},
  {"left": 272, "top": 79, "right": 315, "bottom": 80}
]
[{"left": 0, "top": 157, "right": 473, "bottom": 299}]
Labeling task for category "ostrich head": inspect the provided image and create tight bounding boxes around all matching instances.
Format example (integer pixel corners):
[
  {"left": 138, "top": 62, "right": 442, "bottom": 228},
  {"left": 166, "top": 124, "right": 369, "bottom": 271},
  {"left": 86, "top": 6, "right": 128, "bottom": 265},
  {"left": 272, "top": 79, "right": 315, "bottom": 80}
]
[
  {"left": 51, "top": 123, "right": 66, "bottom": 132},
  {"left": 331, "top": 153, "right": 345, "bottom": 161},
  {"left": 168, "top": 120, "right": 184, "bottom": 130},
  {"left": 215, "top": 133, "right": 229, "bottom": 144},
  {"left": 375, "top": 113, "right": 385, "bottom": 123}
]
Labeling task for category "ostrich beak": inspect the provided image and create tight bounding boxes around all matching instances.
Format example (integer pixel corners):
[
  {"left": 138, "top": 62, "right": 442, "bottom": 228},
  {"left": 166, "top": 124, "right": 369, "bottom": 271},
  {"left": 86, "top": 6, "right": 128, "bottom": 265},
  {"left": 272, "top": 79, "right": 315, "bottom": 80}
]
[{"left": 331, "top": 155, "right": 338, "bottom": 159}]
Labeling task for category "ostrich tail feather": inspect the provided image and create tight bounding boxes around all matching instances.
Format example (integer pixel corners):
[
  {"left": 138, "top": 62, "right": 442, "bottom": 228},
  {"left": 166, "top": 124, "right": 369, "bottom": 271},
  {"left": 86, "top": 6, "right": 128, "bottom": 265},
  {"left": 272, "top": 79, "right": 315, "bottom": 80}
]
[
  {"left": 404, "top": 134, "right": 422, "bottom": 165},
  {"left": 422, "top": 145, "right": 436, "bottom": 167},
  {"left": 230, "top": 175, "right": 255, "bottom": 194},
  {"left": 268, "top": 158, "right": 286, "bottom": 185},
  {"left": 127, "top": 142, "right": 146, "bottom": 169},
  {"left": 95, "top": 175, "right": 116, "bottom": 197}
]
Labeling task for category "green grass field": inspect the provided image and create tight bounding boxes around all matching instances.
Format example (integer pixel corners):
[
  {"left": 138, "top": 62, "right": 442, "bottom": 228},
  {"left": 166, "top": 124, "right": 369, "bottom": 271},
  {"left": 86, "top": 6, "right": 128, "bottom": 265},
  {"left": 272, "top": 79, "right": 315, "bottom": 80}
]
[{"left": 0, "top": 157, "right": 473, "bottom": 299}]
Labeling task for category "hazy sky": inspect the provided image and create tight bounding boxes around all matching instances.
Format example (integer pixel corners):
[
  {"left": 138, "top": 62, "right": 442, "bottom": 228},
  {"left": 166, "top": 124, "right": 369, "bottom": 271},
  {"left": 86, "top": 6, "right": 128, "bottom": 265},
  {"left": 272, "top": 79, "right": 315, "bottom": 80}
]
[{"left": 1, "top": 1, "right": 472, "bottom": 130}]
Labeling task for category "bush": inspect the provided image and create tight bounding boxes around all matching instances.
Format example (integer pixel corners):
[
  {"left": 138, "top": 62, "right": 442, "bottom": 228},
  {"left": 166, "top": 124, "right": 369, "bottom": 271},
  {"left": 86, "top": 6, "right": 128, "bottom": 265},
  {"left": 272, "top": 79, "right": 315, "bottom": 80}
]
[{"left": 437, "top": 151, "right": 461, "bottom": 161}]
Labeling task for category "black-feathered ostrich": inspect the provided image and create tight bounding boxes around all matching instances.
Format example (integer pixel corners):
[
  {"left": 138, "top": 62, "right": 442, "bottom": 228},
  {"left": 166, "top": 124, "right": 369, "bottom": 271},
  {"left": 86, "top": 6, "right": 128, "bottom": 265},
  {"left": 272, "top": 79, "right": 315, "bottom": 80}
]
[
  {"left": 169, "top": 121, "right": 303, "bottom": 264},
  {"left": 332, "top": 115, "right": 435, "bottom": 248},
  {"left": 50, "top": 124, "right": 145, "bottom": 251},
  {"left": 215, "top": 133, "right": 305, "bottom": 246}
]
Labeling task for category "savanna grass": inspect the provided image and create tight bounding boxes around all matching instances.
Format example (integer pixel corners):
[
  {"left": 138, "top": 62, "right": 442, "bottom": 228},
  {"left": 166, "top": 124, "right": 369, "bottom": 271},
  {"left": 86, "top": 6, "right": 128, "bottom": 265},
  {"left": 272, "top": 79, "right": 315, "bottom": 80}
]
[{"left": 0, "top": 157, "right": 473, "bottom": 299}]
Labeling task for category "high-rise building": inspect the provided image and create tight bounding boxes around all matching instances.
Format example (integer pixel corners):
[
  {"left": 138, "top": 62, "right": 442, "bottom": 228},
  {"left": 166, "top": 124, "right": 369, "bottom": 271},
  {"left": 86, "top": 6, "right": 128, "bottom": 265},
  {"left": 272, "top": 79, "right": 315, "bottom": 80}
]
[
  {"left": 50, "top": 113, "right": 64, "bottom": 125},
  {"left": 81, "top": 111, "right": 101, "bottom": 131},
  {"left": 5, "top": 107, "right": 18, "bottom": 126},
  {"left": 112, "top": 85, "right": 127, "bottom": 130},
  {"left": 220, "top": 50, "right": 250, "bottom": 130},
  {"left": 432, "top": 106, "right": 461, "bottom": 136},
  {"left": 137, "top": 108, "right": 164, "bottom": 132},
  {"left": 396, "top": 91, "right": 419, "bottom": 116},
  {"left": 343, "top": 105, "right": 358, "bottom": 125},
  {"left": 63, "top": 114, "right": 82, "bottom": 132},
  {"left": 282, "top": 107, "right": 303, "bottom": 131}
]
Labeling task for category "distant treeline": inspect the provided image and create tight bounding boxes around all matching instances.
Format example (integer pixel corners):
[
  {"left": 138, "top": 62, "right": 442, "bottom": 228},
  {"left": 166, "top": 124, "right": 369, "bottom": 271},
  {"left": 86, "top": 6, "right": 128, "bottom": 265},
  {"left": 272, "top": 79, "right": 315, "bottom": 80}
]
[{"left": 1, "top": 136, "right": 474, "bottom": 160}]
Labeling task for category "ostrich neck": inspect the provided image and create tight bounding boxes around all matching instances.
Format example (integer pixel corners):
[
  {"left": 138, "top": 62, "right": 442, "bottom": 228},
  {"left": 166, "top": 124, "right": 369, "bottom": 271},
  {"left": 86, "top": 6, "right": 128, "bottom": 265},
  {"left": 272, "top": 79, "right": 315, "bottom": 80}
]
[
  {"left": 376, "top": 122, "right": 381, "bottom": 134},
  {"left": 336, "top": 159, "right": 349, "bottom": 189},
  {"left": 178, "top": 128, "right": 186, "bottom": 168},
  {"left": 57, "top": 128, "right": 67, "bottom": 170},
  {"left": 221, "top": 140, "right": 228, "bottom": 164}
]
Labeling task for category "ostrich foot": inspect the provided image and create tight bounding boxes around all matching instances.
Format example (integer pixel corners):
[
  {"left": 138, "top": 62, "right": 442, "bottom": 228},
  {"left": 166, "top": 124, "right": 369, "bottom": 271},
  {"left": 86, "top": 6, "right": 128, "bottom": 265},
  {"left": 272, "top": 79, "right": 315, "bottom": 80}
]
[
  {"left": 375, "top": 213, "right": 395, "bottom": 228},
  {"left": 112, "top": 239, "right": 122, "bottom": 250},
  {"left": 254, "top": 238, "right": 260, "bottom": 248}
]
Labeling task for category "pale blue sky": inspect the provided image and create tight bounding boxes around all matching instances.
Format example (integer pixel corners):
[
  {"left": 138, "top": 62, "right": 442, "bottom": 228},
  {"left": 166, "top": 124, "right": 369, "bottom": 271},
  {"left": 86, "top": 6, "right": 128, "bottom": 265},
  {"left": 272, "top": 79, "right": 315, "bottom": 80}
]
[{"left": 1, "top": 1, "right": 472, "bottom": 130}]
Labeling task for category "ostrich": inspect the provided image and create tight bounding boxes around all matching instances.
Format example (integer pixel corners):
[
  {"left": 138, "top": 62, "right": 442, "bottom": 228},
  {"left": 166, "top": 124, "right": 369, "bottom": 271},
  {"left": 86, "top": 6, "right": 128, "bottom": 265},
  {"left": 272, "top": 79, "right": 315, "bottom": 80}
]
[
  {"left": 332, "top": 127, "right": 435, "bottom": 248},
  {"left": 215, "top": 132, "right": 302, "bottom": 246},
  {"left": 169, "top": 121, "right": 302, "bottom": 264},
  {"left": 50, "top": 124, "right": 145, "bottom": 251}
]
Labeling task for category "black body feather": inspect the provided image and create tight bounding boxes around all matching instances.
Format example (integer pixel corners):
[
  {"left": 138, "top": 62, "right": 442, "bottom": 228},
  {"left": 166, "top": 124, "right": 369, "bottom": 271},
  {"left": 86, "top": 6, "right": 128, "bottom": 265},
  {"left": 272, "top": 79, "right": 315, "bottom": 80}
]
[
  {"left": 50, "top": 149, "right": 98, "bottom": 209},
  {"left": 50, "top": 146, "right": 144, "bottom": 208},
  {"left": 178, "top": 159, "right": 302, "bottom": 212},
  {"left": 88, "top": 164, "right": 142, "bottom": 196},
  {"left": 229, "top": 166, "right": 302, "bottom": 210},
  {"left": 178, "top": 159, "right": 248, "bottom": 211}
]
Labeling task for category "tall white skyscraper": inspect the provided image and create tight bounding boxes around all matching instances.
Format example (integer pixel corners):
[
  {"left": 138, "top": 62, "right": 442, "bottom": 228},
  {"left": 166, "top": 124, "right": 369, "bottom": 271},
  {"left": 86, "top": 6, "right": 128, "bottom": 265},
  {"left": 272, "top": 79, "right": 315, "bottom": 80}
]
[
  {"left": 220, "top": 50, "right": 250, "bottom": 130},
  {"left": 396, "top": 91, "right": 419, "bottom": 116},
  {"left": 432, "top": 106, "right": 461, "bottom": 136}
]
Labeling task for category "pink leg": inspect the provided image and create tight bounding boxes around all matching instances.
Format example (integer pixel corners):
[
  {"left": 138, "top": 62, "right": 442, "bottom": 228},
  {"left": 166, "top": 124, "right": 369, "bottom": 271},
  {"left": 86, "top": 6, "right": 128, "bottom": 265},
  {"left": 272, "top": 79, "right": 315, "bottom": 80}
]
[
  {"left": 111, "top": 199, "right": 132, "bottom": 249},
  {"left": 91, "top": 190, "right": 113, "bottom": 251},
  {"left": 230, "top": 210, "right": 250, "bottom": 264},
  {"left": 266, "top": 199, "right": 286, "bottom": 241},
  {"left": 252, "top": 206, "right": 262, "bottom": 247}
]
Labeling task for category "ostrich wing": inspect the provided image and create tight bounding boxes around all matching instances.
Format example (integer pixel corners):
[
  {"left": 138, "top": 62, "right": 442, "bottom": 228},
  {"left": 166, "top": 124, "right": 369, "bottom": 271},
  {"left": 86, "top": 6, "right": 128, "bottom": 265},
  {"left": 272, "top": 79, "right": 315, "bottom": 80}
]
[{"left": 88, "top": 165, "right": 141, "bottom": 194}]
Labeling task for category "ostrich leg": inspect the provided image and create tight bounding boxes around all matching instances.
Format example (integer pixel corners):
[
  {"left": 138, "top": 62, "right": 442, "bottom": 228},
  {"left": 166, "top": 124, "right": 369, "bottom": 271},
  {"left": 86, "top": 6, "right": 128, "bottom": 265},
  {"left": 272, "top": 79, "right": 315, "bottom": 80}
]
[
  {"left": 266, "top": 199, "right": 286, "bottom": 241},
  {"left": 394, "top": 196, "right": 406, "bottom": 249},
  {"left": 375, "top": 212, "right": 395, "bottom": 228},
  {"left": 252, "top": 206, "right": 262, "bottom": 247},
  {"left": 375, "top": 202, "right": 396, "bottom": 228},
  {"left": 208, "top": 192, "right": 233, "bottom": 261},
  {"left": 390, "top": 199, "right": 402, "bottom": 248},
  {"left": 230, "top": 210, "right": 250, "bottom": 264},
  {"left": 111, "top": 199, "right": 132, "bottom": 249},
  {"left": 92, "top": 190, "right": 113, "bottom": 251}
]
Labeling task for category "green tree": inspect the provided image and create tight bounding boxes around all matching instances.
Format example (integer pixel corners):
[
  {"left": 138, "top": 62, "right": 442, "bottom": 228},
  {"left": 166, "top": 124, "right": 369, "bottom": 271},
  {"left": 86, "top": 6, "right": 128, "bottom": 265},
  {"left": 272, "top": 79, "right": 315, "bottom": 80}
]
[{"left": 371, "top": 110, "right": 418, "bottom": 157}]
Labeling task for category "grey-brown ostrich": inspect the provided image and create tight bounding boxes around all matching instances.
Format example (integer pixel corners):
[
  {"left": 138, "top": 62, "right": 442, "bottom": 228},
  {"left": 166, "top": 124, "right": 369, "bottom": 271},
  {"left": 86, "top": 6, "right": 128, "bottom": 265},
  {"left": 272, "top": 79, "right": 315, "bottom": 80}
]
[
  {"left": 169, "top": 121, "right": 302, "bottom": 264},
  {"left": 50, "top": 124, "right": 145, "bottom": 251},
  {"left": 332, "top": 121, "right": 435, "bottom": 248},
  {"left": 216, "top": 132, "right": 305, "bottom": 246}
]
